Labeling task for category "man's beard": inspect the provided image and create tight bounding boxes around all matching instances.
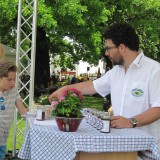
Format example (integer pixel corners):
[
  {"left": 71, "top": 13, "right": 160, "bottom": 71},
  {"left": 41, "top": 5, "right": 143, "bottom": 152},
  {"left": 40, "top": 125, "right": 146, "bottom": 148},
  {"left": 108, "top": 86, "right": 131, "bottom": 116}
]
[{"left": 112, "top": 56, "right": 124, "bottom": 66}]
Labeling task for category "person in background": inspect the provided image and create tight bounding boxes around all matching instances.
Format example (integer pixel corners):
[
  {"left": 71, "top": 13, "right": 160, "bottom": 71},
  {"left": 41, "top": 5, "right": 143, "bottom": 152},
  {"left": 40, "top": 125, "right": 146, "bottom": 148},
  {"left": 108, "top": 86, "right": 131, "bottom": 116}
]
[
  {"left": 50, "top": 71, "right": 57, "bottom": 85},
  {"left": 49, "top": 22, "right": 160, "bottom": 153},
  {"left": 71, "top": 75, "right": 79, "bottom": 84},
  {"left": 0, "top": 62, "right": 28, "bottom": 160}
]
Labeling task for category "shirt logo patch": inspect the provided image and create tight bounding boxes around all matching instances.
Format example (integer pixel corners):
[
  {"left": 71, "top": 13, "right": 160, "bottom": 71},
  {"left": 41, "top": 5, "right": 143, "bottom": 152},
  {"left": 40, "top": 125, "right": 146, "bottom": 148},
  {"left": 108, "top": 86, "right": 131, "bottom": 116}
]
[{"left": 131, "top": 88, "right": 144, "bottom": 97}]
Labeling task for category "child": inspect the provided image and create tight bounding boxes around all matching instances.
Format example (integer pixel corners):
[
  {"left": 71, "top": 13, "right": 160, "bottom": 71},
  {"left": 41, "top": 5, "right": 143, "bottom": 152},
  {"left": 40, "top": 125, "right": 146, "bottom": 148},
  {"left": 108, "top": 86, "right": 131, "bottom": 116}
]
[{"left": 0, "top": 61, "right": 28, "bottom": 159}]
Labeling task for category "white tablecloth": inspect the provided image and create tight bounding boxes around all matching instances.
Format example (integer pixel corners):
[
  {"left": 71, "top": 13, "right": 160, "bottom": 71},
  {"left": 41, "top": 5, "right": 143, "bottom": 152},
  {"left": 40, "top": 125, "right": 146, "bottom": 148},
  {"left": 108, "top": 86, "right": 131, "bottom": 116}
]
[{"left": 18, "top": 117, "right": 160, "bottom": 160}]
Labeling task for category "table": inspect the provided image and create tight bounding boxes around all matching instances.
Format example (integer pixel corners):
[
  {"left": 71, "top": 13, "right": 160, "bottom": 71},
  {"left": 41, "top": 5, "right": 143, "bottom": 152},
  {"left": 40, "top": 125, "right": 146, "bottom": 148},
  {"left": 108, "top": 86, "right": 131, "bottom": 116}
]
[{"left": 18, "top": 117, "right": 160, "bottom": 160}]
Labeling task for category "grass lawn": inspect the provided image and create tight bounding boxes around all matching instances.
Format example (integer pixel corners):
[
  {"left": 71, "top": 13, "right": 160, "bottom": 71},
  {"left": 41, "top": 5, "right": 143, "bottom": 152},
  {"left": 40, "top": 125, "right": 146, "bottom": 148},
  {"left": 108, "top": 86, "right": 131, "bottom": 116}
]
[
  {"left": 82, "top": 94, "right": 104, "bottom": 110},
  {"left": 7, "top": 95, "right": 104, "bottom": 152},
  {"left": 7, "top": 117, "right": 26, "bottom": 151}
]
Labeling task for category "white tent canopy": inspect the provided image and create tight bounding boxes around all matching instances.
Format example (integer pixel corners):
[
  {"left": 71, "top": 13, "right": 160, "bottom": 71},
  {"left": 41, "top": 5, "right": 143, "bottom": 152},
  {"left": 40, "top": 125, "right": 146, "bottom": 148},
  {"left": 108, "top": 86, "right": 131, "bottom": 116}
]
[{"left": 2, "top": 44, "right": 16, "bottom": 63}]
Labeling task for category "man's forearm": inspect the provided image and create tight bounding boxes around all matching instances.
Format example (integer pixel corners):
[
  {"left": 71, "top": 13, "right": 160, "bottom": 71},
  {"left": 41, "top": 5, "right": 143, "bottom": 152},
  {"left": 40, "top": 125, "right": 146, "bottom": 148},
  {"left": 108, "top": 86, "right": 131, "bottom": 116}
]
[
  {"left": 49, "top": 81, "right": 96, "bottom": 103},
  {"left": 67, "top": 81, "right": 96, "bottom": 95},
  {"left": 135, "top": 107, "right": 160, "bottom": 127}
]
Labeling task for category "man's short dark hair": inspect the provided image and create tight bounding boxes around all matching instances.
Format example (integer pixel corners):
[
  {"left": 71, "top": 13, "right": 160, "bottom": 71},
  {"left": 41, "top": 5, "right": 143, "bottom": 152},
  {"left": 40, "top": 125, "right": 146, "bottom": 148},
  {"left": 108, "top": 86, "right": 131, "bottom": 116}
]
[{"left": 103, "top": 22, "right": 139, "bottom": 51}]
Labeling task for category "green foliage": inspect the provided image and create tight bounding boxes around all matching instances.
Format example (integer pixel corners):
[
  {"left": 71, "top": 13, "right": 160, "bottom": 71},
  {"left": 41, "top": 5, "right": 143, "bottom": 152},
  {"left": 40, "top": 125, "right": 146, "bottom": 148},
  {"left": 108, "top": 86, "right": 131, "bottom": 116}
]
[
  {"left": 0, "top": 0, "right": 18, "bottom": 45},
  {"left": 35, "top": 95, "right": 50, "bottom": 105},
  {"left": 52, "top": 88, "right": 84, "bottom": 118},
  {"left": 0, "top": 0, "right": 18, "bottom": 20},
  {"left": 45, "top": 0, "right": 111, "bottom": 67},
  {"left": 105, "top": 0, "right": 160, "bottom": 60},
  {"left": 21, "top": 56, "right": 30, "bottom": 68},
  {"left": 38, "top": 0, "right": 57, "bottom": 29},
  {"left": 1, "top": 0, "right": 160, "bottom": 70}
]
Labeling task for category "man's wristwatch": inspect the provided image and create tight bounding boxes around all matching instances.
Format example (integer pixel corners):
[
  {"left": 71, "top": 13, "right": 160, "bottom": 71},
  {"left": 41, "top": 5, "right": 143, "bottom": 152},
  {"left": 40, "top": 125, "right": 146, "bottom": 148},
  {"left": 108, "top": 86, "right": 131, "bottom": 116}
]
[{"left": 130, "top": 117, "right": 137, "bottom": 128}]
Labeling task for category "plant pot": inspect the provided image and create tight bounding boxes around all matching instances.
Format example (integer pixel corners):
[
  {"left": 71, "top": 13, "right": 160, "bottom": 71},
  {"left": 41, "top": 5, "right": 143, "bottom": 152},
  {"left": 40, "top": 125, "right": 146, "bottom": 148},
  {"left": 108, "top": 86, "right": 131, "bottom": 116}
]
[{"left": 55, "top": 116, "right": 83, "bottom": 132}]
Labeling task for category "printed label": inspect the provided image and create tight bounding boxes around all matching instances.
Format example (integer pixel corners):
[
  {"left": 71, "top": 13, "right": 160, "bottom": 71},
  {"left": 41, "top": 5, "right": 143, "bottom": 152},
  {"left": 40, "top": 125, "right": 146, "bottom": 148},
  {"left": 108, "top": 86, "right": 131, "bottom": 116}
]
[
  {"left": 36, "top": 109, "right": 42, "bottom": 120},
  {"left": 100, "top": 120, "right": 110, "bottom": 133}
]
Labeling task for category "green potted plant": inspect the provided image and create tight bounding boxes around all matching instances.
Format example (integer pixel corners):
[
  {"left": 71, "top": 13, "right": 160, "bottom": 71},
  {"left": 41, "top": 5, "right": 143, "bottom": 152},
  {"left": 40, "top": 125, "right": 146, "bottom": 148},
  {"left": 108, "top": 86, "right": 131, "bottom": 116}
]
[{"left": 51, "top": 88, "right": 84, "bottom": 132}]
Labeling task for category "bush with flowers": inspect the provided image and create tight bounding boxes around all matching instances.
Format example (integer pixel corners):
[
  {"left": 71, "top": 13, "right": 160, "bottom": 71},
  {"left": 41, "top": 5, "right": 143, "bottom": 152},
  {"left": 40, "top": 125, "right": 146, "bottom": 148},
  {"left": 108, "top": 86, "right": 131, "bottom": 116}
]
[{"left": 51, "top": 88, "right": 84, "bottom": 118}]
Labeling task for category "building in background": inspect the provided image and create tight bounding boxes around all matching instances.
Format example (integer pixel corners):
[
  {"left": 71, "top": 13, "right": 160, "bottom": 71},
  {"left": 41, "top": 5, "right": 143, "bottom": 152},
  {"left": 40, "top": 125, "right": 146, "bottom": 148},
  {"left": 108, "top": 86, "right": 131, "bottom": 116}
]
[
  {"left": 50, "top": 55, "right": 106, "bottom": 81},
  {"left": 75, "top": 60, "right": 106, "bottom": 80}
]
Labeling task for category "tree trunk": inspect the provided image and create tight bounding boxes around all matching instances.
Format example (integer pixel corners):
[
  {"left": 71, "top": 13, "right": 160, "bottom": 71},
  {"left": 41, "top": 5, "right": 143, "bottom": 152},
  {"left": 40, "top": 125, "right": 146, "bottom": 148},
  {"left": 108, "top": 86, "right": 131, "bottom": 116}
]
[{"left": 34, "top": 27, "right": 50, "bottom": 95}]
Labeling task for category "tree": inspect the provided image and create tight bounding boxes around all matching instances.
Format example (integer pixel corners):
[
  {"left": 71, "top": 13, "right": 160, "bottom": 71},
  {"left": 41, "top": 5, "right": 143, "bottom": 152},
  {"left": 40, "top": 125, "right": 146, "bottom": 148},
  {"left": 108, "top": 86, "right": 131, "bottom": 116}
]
[
  {"left": 0, "top": 0, "right": 160, "bottom": 91},
  {"left": 104, "top": 0, "right": 160, "bottom": 59},
  {"left": 0, "top": 0, "right": 111, "bottom": 90}
]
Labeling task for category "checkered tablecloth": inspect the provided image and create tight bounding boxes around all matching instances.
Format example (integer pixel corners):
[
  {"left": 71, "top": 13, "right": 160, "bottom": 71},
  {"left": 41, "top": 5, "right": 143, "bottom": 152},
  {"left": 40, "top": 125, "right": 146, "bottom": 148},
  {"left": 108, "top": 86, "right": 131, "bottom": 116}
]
[{"left": 18, "top": 117, "right": 160, "bottom": 160}]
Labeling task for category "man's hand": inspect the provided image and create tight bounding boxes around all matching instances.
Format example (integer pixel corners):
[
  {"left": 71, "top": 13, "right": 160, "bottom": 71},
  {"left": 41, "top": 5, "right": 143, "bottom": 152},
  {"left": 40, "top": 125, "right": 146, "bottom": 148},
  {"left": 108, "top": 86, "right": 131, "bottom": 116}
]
[
  {"left": 49, "top": 86, "right": 68, "bottom": 103},
  {"left": 110, "top": 116, "right": 133, "bottom": 128}
]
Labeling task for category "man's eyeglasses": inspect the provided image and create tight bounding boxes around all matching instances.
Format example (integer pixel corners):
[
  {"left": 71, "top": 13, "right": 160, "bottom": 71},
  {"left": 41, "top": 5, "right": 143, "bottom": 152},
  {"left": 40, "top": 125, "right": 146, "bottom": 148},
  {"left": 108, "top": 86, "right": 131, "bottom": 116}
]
[{"left": 105, "top": 46, "right": 117, "bottom": 52}]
